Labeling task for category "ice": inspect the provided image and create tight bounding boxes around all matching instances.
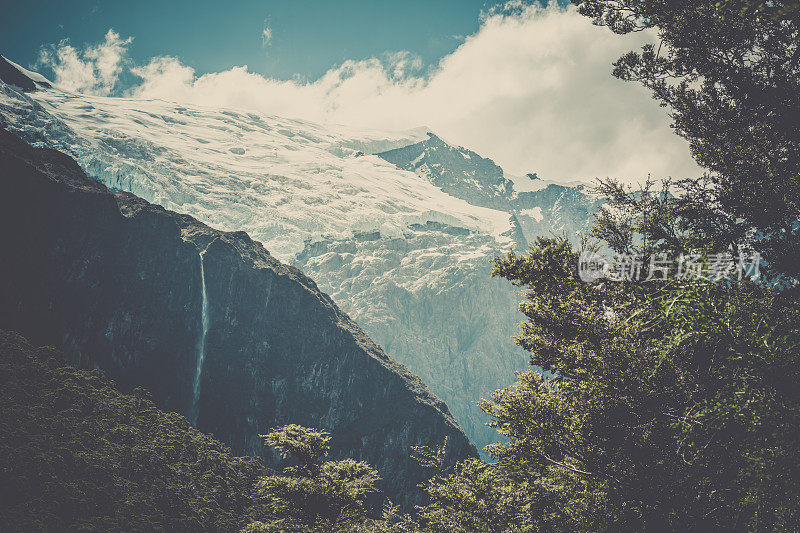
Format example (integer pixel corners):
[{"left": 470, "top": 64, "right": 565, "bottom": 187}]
[{"left": 520, "top": 206, "right": 544, "bottom": 222}]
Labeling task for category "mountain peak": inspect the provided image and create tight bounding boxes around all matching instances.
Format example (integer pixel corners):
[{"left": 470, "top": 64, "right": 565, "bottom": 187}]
[
  {"left": 378, "top": 132, "right": 515, "bottom": 211},
  {"left": 0, "top": 55, "right": 51, "bottom": 91}
]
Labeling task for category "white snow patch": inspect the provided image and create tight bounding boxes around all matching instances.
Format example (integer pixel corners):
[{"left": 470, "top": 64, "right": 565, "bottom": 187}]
[
  {"left": 520, "top": 206, "right": 544, "bottom": 222},
  {"left": 507, "top": 172, "right": 586, "bottom": 193}
]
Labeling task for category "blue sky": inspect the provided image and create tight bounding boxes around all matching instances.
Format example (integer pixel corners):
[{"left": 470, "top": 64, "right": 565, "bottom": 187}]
[{"left": 1, "top": 0, "right": 529, "bottom": 80}]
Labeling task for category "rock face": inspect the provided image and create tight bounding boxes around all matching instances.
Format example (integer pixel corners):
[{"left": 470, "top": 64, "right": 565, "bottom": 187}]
[
  {"left": 0, "top": 128, "right": 476, "bottom": 506},
  {"left": 0, "top": 55, "right": 51, "bottom": 92},
  {"left": 295, "top": 226, "right": 527, "bottom": 454},
  {"left": 375, "top": 133, "right": 601, "bottom": 243},
  {"left": 378, "top": 133, "right": 516, "bottom": 210}
]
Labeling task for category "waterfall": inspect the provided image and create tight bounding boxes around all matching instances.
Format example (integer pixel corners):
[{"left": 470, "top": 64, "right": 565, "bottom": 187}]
[{"left": 190, "top": 250, "right": 210, "bottom": 426}]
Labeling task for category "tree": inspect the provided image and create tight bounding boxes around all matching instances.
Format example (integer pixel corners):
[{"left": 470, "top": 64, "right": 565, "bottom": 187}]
[
  {"left": 260, "top": 424, "right": 331, "bottom": 473},
  {"left": 483, "top": 237, "right": 800, "bottom": 530},
  {"left": 410, "top": 4, "right": 800, "bottom": 530},
  {"left": 246, "top": 425, "right": 381, "bottom": 532},
  {"left": 573, "top": 0, "right": 800, "bottom": 277}
]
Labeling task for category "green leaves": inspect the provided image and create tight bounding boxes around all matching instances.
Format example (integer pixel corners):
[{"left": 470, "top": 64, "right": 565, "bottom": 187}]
[
  {"left": 0, "top": 331, "right": 266, "bottom": 532},
  {"left": 487, "top": 233, "right": 800, "bottom": 530},
  {"left": 260, "top": 425, "right": 331, "bottom": 471},
  {"left": 574, "top": 0, "right": 800, "bottom": 279},
  {"left": 251, "top": 425, "right": 381, "bottom": 532}
]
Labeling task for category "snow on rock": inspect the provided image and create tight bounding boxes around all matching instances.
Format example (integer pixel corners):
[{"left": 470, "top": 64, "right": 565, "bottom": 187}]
[
  {"left": 520, "top": 206, "right": 544, "bottom": 222},
  {"left": 0, "top": 55, "right": 53, "bottom": 91}
]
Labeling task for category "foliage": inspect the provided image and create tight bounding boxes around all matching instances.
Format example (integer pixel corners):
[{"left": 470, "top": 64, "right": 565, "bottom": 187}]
[
  {"left": 385, "top": 232, "right": 800, "bottom": 531},
  {"left": 260, "top": 425, "right": 331, "bottom": 472},
  {"left": 246, "top": 425, "right": 383, "bottom": 532},
  {"left": 416, "top": 459, "right": 533, "bottom": 533},
  {"left": 717, "top": 0, "right": 800, "bottom": 21},
  {"left": 413, "top": 8, "right": 800, "bottom": 527},
  {"left": 0, "top": 330, "right": 266, "bottom": 532},
  {"left": 574, "top": 0, "right": 800, "bottom": 277},
  {"left": 411, "top": 436, "right": 449, "bottom": 474},
  {"left": 483, "top": 238, "right": 800, "bottom": 530}
]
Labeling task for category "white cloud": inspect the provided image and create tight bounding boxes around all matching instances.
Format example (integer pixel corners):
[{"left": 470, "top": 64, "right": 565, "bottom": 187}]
[
  {"left": 129, "top": 56, "right": 194, "bottom": 97},
  {"left": 38, "top": 29, "right": 132, "bottom": 95},
  {"left": 261, "top": 22, "right": 272, "bottom": 48},
  {"left": 384, "top": 51, "right": 423, "bottom": 79},
  {"left": 43, "top": 4, "right": 701, "bottom": 182}
]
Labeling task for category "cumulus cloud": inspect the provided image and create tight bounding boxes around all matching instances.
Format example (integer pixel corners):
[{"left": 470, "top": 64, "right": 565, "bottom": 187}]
[
  {"left": 38, "top": 29, "right": 132, "bottom": 95},
  {"left": 41, "top": 3, "right": 701, "bottom": 182}
]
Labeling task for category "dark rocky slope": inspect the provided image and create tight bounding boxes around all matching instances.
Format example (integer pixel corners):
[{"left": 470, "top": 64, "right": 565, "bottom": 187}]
[
  {"left": 0, "top": 128, "right": 476, "bottom": 505},
  {"left": 0, "top": 55, "right": 51, "bottom": 92}
]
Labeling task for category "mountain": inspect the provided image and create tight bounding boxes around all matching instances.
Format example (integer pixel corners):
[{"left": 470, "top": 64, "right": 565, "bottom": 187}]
[
  {"left": 375, "top": 132, "right": 601, "bottom": 245},
  {"left": 0, "top": 126, "right": 476, "bottom": 506},
  {"left": 0, "top": 58, "right": 599, "bottom": 454},
  {"left": 378, "top": 132, "right": 515, "bottom": 210},
  {"left": 0, "top": 55, "right": 52, "bottom": 92}
]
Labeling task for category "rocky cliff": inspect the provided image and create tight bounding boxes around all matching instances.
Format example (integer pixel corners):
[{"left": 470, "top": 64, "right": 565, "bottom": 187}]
[
  {"left": 0, "top": 128, "right": 476, "bottom": 506},
  {"left": 295, "top": 226, "right": 528, "bottom": 456}
]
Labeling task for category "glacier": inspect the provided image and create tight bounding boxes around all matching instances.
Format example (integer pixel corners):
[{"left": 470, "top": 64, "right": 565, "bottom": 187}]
[{"left": 0, "top": 60, "right": 599, "bottom": 454}]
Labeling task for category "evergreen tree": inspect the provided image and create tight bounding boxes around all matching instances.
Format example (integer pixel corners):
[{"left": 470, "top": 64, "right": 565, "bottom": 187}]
[
  {"left": 574, "top": 0, "right": 800, "bottom": 277},
  {"left": 408, "top": 4, "right": 800, "bottom": 526},
  {"left": 245, "top": 425, "right": 381, "bottom": 532},
  {"left": 485, "top": 238, "right": 800, "bottom": 530}
]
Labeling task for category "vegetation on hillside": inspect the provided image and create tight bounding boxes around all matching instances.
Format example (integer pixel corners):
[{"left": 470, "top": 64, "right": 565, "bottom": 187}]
[
  {"left": 0, "top": 330, "right": 265, "bottom": 532},
  {"left": 0, "top": 331, "right": 408, "bottom": 532}
]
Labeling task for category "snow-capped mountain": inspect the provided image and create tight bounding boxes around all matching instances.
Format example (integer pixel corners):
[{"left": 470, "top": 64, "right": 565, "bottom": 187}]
[
  {"left": 377, "top": 132, "right": 601, "bottom": 247},
  {"left": 378, "top": 132, "right": 516, "bottom": 210},
  {"left": 0, "top": 126, "right": 476, "bottom": 506},
  {"left": 0, "top": 57, "right": 598, "bottom": 453}
]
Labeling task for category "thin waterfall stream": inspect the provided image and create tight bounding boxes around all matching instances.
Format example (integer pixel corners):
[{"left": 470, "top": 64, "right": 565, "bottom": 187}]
[{"left": 190, "top": 249, "right": 210, "bottom": 426}]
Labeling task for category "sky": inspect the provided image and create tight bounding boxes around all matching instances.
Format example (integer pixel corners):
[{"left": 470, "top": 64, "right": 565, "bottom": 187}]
[
  {"left": 1, "top": 0, "right": 523, "bottom": 81},
  {"left": 0, "top": 0, "right": 700, "bottom": 182}
]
